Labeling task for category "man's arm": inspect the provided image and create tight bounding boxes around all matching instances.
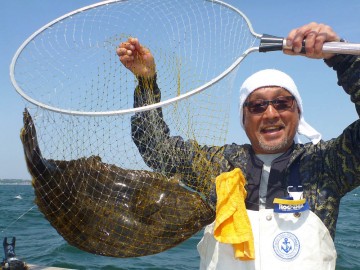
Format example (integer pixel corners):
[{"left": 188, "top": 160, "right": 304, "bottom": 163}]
[
  {"left": 118, "top": 38, "right": 225, "bottom": 197},
  {"left": 327, "top": 55, "right": 360, "bottom": 195},
  {"left": 118, "top": 38, "right": 203, "bottom": 175},
  {"left": 325, "top": 54, "right": 360, "bottom": 116},
  {"left": 285, "top": 23, "right": 360, "bottom": 193},
  {"left": 131, "top": 74, "right": 194, "bottom": 174}
]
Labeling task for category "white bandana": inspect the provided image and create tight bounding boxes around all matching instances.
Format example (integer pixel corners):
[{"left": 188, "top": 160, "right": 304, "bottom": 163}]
[{"left": 239, "top": 69, "right": 321, "bottom": 144}]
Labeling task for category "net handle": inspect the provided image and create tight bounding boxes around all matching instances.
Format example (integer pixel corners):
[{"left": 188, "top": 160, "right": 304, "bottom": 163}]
[{"left": 259, "top": 34, "right": 360, "bottom": 55}]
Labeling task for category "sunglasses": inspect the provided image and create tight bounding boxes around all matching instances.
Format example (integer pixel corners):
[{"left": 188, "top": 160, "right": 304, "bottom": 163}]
[{"left": 244, "top": 96, "right": 296, "bottom": 114}]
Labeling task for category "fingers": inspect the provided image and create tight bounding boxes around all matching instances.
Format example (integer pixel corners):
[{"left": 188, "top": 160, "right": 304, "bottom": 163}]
[
  {"left": 129, "top": 37, "right": 142, "bottom": 52},
  {"left": 117, "top": 37, "right": 152, "bottom": 61},
  {"left": 116, "top": 38, "right": 138, "bottom": 61},
  {"left": 116, "top": 37, "right": 156, "bottom": 77},
  {"left": 284, "top": 22, "right": 340, "bottom": 59}
]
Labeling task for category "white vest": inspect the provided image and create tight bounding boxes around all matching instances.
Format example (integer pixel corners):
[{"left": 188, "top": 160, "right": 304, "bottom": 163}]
[{"left": 197, "top": 208, "right": 337, "bottom": 270}]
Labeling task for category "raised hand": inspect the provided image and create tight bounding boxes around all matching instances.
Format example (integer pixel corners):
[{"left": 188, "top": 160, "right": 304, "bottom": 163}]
[
  {"left": 284, "top": 22, "right": 341, "bottom": 59},
  {"left": 117, "top": 37, "right": 156, "bottom": 77}
]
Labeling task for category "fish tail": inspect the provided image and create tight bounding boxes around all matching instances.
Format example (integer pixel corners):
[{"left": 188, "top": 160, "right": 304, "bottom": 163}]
[{"left": 20, "top": 109, "right": 46, "bottom": 177}]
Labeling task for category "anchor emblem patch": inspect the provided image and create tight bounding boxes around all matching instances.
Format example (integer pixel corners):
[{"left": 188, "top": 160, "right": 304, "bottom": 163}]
[{"left": 273, "top": 232, "right": 300, "bottom": 261}]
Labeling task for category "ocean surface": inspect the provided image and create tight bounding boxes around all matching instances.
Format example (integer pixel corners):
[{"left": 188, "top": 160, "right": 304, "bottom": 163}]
[{"left": 0, "top": 182, "right": 359, "bottom": 270}]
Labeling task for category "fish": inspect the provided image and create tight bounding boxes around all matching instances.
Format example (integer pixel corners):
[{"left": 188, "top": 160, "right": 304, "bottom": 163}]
[{"left": 20, "top": 109, "right": 215, "bottom": 257}]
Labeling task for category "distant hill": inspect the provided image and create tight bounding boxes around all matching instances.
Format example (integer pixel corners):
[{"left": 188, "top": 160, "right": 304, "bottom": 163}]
[{"left": 0, "top": 179, "right": 31, "bottom": 185}]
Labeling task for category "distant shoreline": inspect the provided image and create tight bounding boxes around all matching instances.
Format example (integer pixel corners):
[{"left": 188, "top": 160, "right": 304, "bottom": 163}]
[{"left": 0, "top": 179, "right": 31, "bottom": 185}]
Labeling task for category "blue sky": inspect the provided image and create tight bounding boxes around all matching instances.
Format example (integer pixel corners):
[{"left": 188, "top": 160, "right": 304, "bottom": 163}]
[{"left": 1, "top": 0, "right": 359, "bottom": 180}]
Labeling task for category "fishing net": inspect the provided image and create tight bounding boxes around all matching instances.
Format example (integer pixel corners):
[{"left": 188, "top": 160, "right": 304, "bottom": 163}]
[{"left": 12, "top": 0, "right": 257, "bottom": 257}]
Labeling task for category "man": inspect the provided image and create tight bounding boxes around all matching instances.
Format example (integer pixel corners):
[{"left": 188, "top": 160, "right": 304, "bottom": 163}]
[{"left": 117, "top": 22, "right": 360, "bottom": 269}]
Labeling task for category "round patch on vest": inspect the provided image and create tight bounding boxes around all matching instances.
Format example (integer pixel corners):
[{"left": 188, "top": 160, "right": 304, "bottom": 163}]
[{"left": 273, "top": 232, "right": 300, "bottom": 261}]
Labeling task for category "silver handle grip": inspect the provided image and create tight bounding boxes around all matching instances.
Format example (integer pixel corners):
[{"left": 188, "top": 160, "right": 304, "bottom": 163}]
[{"left": 282, "top": 40, "right": 360, "bottom": 55}]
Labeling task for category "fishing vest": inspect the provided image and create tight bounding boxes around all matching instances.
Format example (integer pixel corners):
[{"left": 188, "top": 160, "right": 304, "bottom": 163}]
[{"left": 197, "top": 196, "right": 337, "bottom": 270}]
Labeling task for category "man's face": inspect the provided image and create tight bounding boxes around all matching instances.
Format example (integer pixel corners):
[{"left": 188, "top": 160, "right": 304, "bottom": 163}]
[{"left": 243, "top": 87, "right": 300, "bottom": 154}]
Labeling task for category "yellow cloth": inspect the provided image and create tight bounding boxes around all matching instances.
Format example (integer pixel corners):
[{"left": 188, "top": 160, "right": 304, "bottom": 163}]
[{"left": 213, "top": 168, "right": 255, "bottom": 260}]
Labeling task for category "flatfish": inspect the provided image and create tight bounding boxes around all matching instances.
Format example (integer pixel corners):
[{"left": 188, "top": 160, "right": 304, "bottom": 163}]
[{"left": 20, "top": 109, "right": 215, "bottom": 257}]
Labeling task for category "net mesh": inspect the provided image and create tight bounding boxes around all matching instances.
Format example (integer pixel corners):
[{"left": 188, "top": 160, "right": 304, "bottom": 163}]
[{"left": 15, "top": 0, "right": 257, "bottom": 257}]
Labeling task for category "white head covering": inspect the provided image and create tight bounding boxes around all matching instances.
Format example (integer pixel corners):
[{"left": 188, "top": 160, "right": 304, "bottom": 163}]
[{"left": 239, "top": 69, "right": 321, "bottom": 144}]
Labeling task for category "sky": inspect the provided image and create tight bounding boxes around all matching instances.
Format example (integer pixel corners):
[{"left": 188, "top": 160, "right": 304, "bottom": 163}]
[{"left": 1, "top": 0, "right": 359, "bottom": 180}]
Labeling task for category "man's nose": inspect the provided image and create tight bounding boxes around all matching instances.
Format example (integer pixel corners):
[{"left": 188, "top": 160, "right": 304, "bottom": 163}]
[{"left": 263, "top": 104, "right": 280, "bottom": 119}]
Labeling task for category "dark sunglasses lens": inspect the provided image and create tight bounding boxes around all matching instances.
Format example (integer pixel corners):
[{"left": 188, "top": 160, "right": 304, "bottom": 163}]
[
  {"left": 273, "top": 97, "right": 294, "bottom": 110},
  {"left": 247, "top": 100, "right": 267, "bottom": 113}
]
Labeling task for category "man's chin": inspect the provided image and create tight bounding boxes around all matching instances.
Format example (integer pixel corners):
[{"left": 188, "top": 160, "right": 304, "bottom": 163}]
[{"left": 259, "top": 138, "right": 290, "bottom": 153}]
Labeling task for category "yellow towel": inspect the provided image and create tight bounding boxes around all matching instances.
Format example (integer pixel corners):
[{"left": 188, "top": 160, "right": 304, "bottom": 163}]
[{"left": 213, "top": 168, "right": 255, "bottom": 260}]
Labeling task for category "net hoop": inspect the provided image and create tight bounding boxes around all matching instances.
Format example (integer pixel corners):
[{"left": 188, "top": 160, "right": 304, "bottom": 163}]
[{"left": 10, "top": 0, "right": 260, "bottom": 116}]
